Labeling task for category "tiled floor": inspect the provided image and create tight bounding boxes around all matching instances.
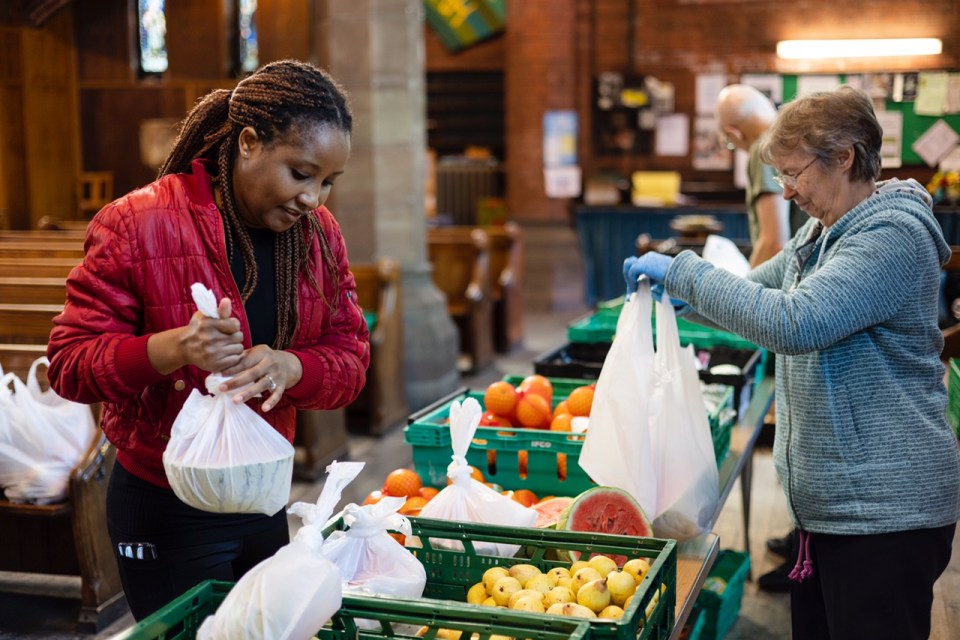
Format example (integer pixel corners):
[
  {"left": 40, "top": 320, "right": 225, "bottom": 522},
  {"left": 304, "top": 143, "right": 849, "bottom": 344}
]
[{"left": 2, "top": 307, "right": 959, "bottom": 639}]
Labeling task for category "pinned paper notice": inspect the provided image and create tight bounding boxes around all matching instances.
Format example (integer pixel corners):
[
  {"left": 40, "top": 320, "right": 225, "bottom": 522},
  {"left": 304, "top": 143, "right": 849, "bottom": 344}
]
[{"left": 912, "top": 119, "right": 960, "bottom": 167}]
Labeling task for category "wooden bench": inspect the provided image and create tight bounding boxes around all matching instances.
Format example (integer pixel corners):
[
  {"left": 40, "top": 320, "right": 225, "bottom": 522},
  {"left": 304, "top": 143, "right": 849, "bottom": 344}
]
[
  {"left": 0, "top": 257, "right": 82, "bottom": 278},
  {"left": 427, "top": 226, "right": 494, "bottom": 373},
  {"left": 486, "top": 222, "right": 524, "bottom": 353},
  {"left": 37, "top": 216, "right": 91, "bottom": 233},
  {"left": 0, "top": 276, "right": 68, "bottom": 305},
  {"left": 0, "top": 241, "right": 85, "bottom": 259},
  {"left": 0, "top": 430, "right": 125, "bottom": 631},
  {"left": 346, "top": 258, "right": 408, "bottom": 436},
  {"left": 0, "top": 229, "right": 88, "bottom": 242},
  {"left": 0, "top": 303, "right": 61, "bottom": 344}
]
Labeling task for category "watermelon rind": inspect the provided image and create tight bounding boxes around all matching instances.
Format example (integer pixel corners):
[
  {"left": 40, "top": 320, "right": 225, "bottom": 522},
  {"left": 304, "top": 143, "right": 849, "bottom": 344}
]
[{"left": 555, "top": 486, "right": 653, "bottom": 562}]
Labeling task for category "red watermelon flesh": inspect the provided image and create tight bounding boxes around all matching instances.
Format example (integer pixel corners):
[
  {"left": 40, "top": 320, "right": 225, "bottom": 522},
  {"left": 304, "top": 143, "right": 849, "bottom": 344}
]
[
  {"left": 532, "top": 496, "right": 573, "bottom": 528},
  {"left": 557, "top": 486, "right": 653, "bottom": 563}
]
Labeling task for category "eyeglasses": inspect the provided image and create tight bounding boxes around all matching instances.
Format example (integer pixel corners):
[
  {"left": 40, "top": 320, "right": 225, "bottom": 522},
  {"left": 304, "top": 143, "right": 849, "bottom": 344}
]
[{"left": 773, "top": 157, "right": 817, "bottom": 190}]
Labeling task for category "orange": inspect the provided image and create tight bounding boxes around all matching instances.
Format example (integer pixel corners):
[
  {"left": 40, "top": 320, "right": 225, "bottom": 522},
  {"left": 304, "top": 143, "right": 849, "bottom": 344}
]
[
  {"left": 553, "top": 400, "right": 570, "bottom": 417},
  {"left": 511, "top": 489, "right": 539, "bottom": 508},
  {"left": 400, "top": 496, "right": 429, "bottom": 515},
  {"left": 518, "top": 450, "right": 528, "bottom": 477},
  {"left": 557, "top": 453, "right": 568, "bottom": 480},
  {"left": 483, "top": 381, "right": 518, "bottom": 418},
  {"left": 550, "top": 413, "right": 573, "bottom": 432},
  {"left": 515, "top": 391, "right": 551, "bottom": 428},
  {"left": 383, "top": 468, "right": 423, "bottom": 498},
  {"left": 479, "top": 411, "right": 513, "bottom": 427},
  {"left": 518, "top": 374, "right": 553, "bottom": 406},
  {"left": 566, "top": 386, "right": 595, "bottom": 417},
  {"left": 418, "top": 486, "right": 439, "bottom": 500},
  {"left": 363, "top": 490, "right": 385, "bottom": 505},
  {"left": 389, "top": 532, "right": 406, "bottom": 545}
]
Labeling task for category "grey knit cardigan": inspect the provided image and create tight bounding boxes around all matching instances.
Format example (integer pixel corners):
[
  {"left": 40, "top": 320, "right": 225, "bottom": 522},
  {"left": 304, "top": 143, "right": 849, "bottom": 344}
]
[{"left": 665, "top": 179, "right": 960, "bottom": 535}]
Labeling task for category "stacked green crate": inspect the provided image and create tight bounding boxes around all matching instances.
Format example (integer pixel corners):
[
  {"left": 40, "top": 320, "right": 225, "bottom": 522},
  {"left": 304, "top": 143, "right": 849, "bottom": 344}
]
[
  {"left": 404, "top": 375, "right": 735, "bottom": 494},
  {"left": 694, "top": 550, "right": 751, "bottom": 640}
]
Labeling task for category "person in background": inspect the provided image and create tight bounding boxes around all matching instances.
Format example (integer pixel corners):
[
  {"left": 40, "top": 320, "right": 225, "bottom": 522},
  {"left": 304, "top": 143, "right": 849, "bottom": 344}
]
[
  {"left": 46, "top": 59, "right": 370, "bottom": 620},
  {"left": 625, "top": 86, "right": 959, "bottom": 639},
  {"left": 716, "top": 84, "right": 807, "bottom": 267},
  {"left": 716, "top": 83, "right": 808, "bottom": 591}
]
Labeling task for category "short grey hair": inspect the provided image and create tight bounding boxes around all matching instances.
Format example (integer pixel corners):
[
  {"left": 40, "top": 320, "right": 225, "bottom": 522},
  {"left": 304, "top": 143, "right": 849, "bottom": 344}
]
[{"left": 759, "top": 85, "right": 882, "bottom": 183}]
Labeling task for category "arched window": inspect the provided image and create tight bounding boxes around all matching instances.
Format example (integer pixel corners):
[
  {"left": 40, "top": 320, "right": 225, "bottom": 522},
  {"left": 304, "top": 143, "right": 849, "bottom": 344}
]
[{"left": 138, "top": 0, "right": 168, "bottom": 75}]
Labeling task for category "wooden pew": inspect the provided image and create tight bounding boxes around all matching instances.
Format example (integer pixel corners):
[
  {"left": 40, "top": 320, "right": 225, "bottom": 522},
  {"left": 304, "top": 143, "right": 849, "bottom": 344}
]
[
  {"left": 0, "top": 303, "right": 61, "bottom": 344},
  {"left": 0, "top": 430, "right": 125, "bottom": 631},
  {"left": 346, "top": 258, "right": 408, "bottom": 436},
  {"left": 0, "top": 276, "right": 68, "bottom": 305},
  {"left": 0, "top": 229, "right": 88, "bottom": 242},
  {"left": 37, "top": 215, "right": 91, "bottom": 233},
  {"left": 0, "top": 242, "right": 85, "bottom": 260},
  {"left": 0, "top": 257, "right": 82, "bottom": 278},
  {"left": 427, "top": 226, "right": 494, "bottom": 372},
  {"left": 486, "top": 222, "right": 524, "bottom": 353}
]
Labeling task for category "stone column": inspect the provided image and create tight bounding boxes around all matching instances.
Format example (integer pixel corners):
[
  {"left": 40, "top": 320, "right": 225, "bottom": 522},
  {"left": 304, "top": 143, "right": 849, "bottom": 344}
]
[{"left": 319, "top": 0, "right": 459, "bottom": 410}]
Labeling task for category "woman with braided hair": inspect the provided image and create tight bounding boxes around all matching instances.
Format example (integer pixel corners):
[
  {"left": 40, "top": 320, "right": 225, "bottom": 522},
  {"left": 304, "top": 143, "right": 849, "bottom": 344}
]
[{"left": 46, "top": 59, "right": 370, "bottom": 619}]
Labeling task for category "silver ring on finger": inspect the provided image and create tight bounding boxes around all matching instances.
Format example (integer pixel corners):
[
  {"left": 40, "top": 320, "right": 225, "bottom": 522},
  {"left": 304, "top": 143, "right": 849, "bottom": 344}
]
[{"left": 264, "top": 374, "right": 277, "bottom": 392}]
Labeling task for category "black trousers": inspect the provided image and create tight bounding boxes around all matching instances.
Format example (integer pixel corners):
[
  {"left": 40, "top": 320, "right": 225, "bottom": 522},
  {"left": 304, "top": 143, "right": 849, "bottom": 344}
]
[
  {"left": 791, "top": 522, "right": 956, "bottom": 640},
  {"left": 106, "top": 462, "right": 289, "bottom": 621}
]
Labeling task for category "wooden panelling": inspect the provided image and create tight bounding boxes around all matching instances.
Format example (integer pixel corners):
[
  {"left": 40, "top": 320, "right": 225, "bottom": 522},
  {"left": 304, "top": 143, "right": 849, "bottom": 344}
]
[
  {"left": 80, "top": 86, "right": 187, "bottom": 196},
  {"left": 74, "top": 0, "right": 133, "bottom": 82},
  {"left": 257, "top": 0, "right": 314, "bottom": 66},
  {"left": 166, "top": 1, "right": 231, "bottom": 79}
]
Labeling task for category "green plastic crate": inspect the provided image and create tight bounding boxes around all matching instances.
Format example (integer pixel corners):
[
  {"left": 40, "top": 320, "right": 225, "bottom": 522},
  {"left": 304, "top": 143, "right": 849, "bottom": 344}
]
[
  {"left": 404, "top": 377, "right": 735, "bottom": 495},
  {"left": 324, "top": 515, "right": 678, "bottom": 640},
  {"left": 694, "top": 550, "right": 751, "bottom": 640},
  {"left": 111, "top": 578, "right": 593, "bottom": 640},
  {"left": 682, "top": 604, "right": 707, "bottom": 640},
  {"left": 948, "top": 359, "right": 960, "bottom": 439}
]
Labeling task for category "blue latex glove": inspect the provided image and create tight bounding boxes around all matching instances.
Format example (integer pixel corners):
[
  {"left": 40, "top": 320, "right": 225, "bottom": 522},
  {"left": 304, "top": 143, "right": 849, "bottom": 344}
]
[{"left": 623, "top": 252, "right": 674, "bottom": 294}]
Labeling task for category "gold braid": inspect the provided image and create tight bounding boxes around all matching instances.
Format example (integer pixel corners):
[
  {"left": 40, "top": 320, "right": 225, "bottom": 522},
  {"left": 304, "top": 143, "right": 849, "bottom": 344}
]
[{"left": 158, "top": 60, "right": 352, "bottom": 350}]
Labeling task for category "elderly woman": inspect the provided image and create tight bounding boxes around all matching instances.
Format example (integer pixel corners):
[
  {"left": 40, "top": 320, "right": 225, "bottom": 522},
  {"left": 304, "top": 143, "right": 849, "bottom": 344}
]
[{"left": 625, "top": 86, "right": 959, "bottom": 639}]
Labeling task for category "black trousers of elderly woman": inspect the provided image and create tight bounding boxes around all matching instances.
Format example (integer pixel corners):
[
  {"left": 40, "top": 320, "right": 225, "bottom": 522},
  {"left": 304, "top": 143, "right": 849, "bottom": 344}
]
[{"left": 790, "top": 523, "right": 955, "bottom": 640}]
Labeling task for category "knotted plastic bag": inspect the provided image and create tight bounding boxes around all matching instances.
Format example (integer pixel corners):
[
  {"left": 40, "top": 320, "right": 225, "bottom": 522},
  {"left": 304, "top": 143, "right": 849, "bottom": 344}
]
[
  {"left": 648, "top": 292, "right": 719, "bottom": 540},
  {"left": 415, "top": 397, "right": 537, "bottom": 557},
  {"left": 195, "top": 461, "right": 358, "bottom": 640},
  {"left": 0, "top": 359, "right": 97, "bottom": 504},
  {"left": 162, "top": 283, "right": 294, "bottom": 515}
]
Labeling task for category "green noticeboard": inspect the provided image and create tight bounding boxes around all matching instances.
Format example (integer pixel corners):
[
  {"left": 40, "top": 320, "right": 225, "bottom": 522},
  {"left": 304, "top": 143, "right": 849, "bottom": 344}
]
[{"left": 424, "top": 0, "right": 505, "bottom": 52}]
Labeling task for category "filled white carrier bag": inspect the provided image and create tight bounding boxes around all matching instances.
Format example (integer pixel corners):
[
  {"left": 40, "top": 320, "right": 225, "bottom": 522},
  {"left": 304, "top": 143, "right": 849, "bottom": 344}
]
[
  {"left": 196, "top": 462, "right": 357, "bottom": 640},
  {"left": 319, "top": 496, "right": 426, "bottom": 599},
  {"left": 0, "top": 359, "right": 97, "bottom": 504},
  {"left": 162, "top": 283, "right": 294, "bottom": 515},
  {"left": 648, "top": 292, "right": 719, "bottom": 540},
  {"left": 415, "top": 397, "right": 537, "bottom": 557}
]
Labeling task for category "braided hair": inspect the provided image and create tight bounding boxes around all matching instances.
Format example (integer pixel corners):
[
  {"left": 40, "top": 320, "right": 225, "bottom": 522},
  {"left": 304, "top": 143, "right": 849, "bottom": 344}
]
[{"left": 159, "top": 59, "right": 352, "bottom": 350}]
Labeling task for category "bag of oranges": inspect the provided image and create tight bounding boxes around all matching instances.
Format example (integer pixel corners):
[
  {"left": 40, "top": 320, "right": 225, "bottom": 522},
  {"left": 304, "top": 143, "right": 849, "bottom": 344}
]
[{"left": 416, "top": 397, "right": 537, "bottom": 557}]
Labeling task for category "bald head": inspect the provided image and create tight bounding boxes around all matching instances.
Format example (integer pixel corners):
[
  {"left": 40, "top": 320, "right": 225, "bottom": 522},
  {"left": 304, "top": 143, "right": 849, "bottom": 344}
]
[{"left": 716, "top": 84, "right": 778, "bottom": 149}]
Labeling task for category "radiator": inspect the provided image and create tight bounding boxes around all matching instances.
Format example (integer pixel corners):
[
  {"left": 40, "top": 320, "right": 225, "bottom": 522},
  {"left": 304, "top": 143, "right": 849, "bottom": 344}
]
[{"left": 435, "top": 158, "right": 503, "bottom": 225}]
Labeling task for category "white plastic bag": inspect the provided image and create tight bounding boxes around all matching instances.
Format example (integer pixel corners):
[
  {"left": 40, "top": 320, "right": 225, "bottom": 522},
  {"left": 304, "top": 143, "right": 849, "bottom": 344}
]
[
  {"left": 702, "top": 234, "right": 750, "bottom": 277},
  {"left": 416, "top": 397, "right": 538, "bottom": 557},
  {"left": 196, "top": 461, "right": 365, "bottom": 640},
  {"left": 580, "top": 282, "right": 719, "bottom": 541},
  {"left": 579, "top": 281, "right": 659, "bottom": 515},
  {"left": 649, "top": 294, "right": 719, "bottom": 540},
  {"left": 162, "top": 283, "right": 294, "bottom": 515},
  {"left": 0, "top": 362, "right": 96, "bottom": 504},
  {"left": 320, "top": 497, "right": 426, "bottom": 598}
]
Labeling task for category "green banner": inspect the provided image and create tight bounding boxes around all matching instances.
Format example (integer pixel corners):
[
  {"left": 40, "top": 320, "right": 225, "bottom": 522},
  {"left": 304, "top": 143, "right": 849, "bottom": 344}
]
[{"left": 424, "top": 0, "right": 505, "bottom": 52}]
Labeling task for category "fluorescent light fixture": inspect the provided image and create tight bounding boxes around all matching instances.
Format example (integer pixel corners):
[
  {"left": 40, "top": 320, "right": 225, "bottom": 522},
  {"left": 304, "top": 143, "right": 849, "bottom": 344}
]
[{"left": 777, "top": 38, "right": 942, "bottom": 60}]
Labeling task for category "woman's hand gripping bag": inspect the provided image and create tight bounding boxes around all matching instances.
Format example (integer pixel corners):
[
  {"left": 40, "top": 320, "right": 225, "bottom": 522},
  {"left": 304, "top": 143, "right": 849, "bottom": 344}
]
[
  {"left": 415, "top": 397, "right": 538, "bottom": 557},
  {"left": 579, "top": 281, "right": 659, "bottom": 521},
  {"left": 196, "top": 461, "right": 361, "bottom": 640},
  {"left": 648, "top": 295, "right": 719, "bottom": 541},
  {"left": 162, "top": 283, "right": 294, "bottom": 515}
]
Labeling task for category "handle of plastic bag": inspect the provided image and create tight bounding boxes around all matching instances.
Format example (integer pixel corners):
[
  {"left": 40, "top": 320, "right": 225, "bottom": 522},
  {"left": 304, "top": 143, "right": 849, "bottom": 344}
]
[
  {"left": 26, "top": 356, "right": 50, "bottom": 397},
  {"left": 190, "top": 283, "right": 219, "bottom": 319}
]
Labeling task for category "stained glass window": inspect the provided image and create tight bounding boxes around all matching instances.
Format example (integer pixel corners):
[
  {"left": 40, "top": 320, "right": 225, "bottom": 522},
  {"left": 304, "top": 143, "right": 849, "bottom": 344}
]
[
  {"left": 238, "top": 0, "right": 259, "bottom": 75},
  {"left": 138, "top": 0, "right": 168, "bottom": 74}
]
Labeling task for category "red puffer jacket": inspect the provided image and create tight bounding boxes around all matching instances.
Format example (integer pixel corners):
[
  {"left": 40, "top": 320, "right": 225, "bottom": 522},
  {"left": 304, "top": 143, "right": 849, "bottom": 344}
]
[{"left": 47, "top": 160, "right": 370, "bottom": 488}]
